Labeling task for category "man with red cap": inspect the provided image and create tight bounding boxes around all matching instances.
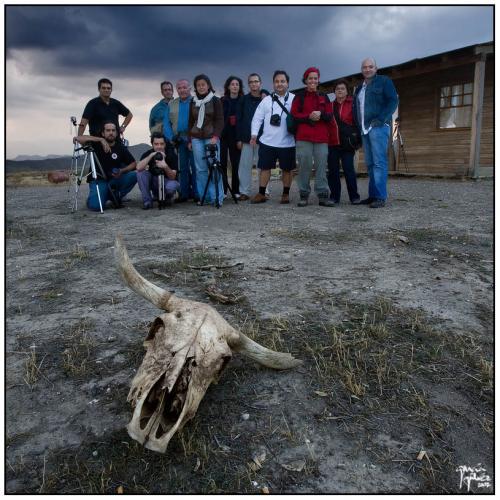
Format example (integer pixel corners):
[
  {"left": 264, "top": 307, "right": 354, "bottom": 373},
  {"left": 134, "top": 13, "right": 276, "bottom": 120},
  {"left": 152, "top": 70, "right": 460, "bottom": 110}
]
[{"left": 291, "top": 67, "right": 335, "bottom": 207}]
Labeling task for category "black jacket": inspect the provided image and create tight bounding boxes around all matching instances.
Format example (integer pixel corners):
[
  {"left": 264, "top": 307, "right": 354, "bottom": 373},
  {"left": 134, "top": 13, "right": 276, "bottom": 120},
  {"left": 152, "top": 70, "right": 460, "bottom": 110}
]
[{"left": 236, "top": 92, "right": 262, "bottom": 143}]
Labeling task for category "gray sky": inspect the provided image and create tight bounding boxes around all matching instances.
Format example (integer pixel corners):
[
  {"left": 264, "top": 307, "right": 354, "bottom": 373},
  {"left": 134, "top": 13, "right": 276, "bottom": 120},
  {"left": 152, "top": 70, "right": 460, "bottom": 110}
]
[{"left": 6, "top": 5, "right": 493, "bottom": 157}]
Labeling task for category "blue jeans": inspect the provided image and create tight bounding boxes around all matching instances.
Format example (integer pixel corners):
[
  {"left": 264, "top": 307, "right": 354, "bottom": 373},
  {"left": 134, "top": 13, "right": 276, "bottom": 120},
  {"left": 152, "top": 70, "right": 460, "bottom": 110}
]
[
  {"left": 327, "top": 147, "right": 360, "bottom": 203},
  {"left": 362, "top": 125, "right": 390, "bottom": 201},
  {"left": 87, "top": 171, "right": 137, "bottom": 211},
  {"left": 191, "top": 138, "right": 225, "bottom": 206},
  {"left": 177, "top": 139, "right": 197, "bottom": 200}
]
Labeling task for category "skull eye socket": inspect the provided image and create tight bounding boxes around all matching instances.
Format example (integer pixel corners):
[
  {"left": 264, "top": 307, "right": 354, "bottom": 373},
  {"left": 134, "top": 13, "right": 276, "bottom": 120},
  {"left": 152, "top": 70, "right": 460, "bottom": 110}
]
[{"left": 146, "top": 317, "right": 164, "bottom": 341}]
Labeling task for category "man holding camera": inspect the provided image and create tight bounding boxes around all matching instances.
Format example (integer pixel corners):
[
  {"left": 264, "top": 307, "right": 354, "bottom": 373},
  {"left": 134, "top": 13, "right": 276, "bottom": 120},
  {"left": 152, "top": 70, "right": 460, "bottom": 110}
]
[
  {"left": 75, "top": 121, "right": 137, "bottom": 211},
  {"left": 250, "top": 70, "right": 295, "bottom": 204},
  {"left": 136, "top": 132, "right": 179, "bottom": 209}
]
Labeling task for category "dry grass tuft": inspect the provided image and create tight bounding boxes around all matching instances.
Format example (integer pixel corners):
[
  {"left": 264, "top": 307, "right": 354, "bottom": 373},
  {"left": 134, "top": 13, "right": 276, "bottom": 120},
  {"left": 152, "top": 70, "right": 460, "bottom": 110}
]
[{"left": 61, "top": 319, "right": 97, "bottom": 376}]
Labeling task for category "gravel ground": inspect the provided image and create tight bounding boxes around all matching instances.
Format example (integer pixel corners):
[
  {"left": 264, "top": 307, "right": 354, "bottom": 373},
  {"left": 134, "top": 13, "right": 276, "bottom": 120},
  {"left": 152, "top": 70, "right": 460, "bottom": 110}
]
[{"left": 6, "top": 175, "right": 493, "bottom": 493}]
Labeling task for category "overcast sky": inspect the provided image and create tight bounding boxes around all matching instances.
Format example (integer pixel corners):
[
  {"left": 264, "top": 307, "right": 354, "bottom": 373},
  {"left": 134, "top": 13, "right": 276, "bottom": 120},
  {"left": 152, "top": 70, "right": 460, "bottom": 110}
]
[{"left": 6, "top": 5, "right": 493, "bottom": 158}]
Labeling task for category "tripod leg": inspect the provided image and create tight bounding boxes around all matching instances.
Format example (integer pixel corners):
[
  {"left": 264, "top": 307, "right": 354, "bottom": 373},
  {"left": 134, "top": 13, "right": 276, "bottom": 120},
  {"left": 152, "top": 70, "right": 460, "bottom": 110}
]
[
  {"left": 214, "top": 167, "right": 220, "bottom": 208},
  {"left": 200, "top": 165, "right": 213, "bottom": 206},
  {"left": 72, "top": 152, "right": 90, "bottom": 212},
  {"left": 220, "top": 165, "right": 238, "bottom": 204}
]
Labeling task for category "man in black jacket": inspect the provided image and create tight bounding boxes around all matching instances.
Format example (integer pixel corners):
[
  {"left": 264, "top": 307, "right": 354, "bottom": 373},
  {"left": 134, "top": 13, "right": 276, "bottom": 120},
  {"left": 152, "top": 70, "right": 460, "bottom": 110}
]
[{"left": 236, "top": 73, "right": 263, "bottom": 200}]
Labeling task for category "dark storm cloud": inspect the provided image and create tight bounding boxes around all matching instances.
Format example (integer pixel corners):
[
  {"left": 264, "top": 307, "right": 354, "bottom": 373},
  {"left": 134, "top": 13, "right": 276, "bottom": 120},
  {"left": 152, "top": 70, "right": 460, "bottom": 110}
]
[{"left": 6, "top": 5, "right": 335, "bottom": 80}]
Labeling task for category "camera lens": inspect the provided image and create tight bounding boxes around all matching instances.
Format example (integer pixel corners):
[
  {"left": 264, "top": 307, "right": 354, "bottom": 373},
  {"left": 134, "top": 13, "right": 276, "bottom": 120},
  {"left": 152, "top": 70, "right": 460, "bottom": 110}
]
[{"left": 153, "top": 152, "right": 163, "bottom": 161}]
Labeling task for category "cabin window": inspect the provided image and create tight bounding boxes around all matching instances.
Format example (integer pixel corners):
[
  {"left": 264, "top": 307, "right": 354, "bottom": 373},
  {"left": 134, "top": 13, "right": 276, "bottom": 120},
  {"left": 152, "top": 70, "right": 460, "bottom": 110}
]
[{"left": 438, "top": 83, "right": 473, "bottom": 129}]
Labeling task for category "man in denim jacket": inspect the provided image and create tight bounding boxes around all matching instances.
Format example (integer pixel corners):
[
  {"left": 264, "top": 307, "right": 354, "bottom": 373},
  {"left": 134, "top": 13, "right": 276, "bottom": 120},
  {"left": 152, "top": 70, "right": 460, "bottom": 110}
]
[{"left": 354, "top": 58, "right": 398, "bottom": 208}]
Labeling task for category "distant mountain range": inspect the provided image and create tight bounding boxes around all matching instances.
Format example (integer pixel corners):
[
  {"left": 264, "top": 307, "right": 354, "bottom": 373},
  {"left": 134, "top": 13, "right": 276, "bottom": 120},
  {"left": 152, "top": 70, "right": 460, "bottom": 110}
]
[
  {"left": 6, "top": 143, "right": 151, "bottom": 173},
  {"left": 12, "top": 154, "right": 67, "bottom": 161}
]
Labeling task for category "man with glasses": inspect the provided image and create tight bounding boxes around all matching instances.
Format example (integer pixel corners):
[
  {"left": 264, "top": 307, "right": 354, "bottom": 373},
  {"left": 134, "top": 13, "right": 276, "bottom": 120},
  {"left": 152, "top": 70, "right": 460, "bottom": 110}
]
[
  {"left": 78, "top": 78, "right": 133, "bottom": 140},
  {"left": 236, "top": 73, "right": 264, "bottom": 200}
]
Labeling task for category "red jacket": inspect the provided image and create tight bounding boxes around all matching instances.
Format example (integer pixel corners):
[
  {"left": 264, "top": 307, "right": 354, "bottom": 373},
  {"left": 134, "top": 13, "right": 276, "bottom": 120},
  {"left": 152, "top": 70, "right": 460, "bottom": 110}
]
[
  {"left": 328, "top": 96, "right": 355, "bottom": 147},
  {"left": 291, "top": 90, "right": 333, "bottom": 143}
]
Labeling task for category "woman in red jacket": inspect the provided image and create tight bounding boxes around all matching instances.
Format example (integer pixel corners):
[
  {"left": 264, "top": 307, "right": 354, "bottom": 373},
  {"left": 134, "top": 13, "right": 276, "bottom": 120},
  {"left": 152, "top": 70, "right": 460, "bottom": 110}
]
[
  {"left": 291, "top": 67, "right": 335, "bottom": 207},
  {"left": 327, "top": 79, "right": 361, "bottom": 204}
]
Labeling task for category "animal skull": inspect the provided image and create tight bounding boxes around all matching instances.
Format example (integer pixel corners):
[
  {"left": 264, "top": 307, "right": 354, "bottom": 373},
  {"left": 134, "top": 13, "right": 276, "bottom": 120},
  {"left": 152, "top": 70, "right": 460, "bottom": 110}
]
[{"left": 115, "top": 236, "right": 302, "bottom": 453}]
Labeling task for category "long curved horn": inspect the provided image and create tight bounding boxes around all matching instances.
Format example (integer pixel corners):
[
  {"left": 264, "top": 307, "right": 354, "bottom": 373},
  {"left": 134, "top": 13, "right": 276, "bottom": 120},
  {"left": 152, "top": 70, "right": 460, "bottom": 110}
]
[
  {"left": 229, "top": 332, "right": 302, "bottom": 370},
  {"left": 114, "top": 235, "right": 172, "bottom": 310}
]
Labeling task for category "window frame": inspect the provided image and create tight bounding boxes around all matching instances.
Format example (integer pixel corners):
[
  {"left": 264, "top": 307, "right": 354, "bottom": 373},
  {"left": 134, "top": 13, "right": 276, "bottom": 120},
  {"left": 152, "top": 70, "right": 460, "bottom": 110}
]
[{"left": 436, "top": 81, "right": 474, "bottom": 131}]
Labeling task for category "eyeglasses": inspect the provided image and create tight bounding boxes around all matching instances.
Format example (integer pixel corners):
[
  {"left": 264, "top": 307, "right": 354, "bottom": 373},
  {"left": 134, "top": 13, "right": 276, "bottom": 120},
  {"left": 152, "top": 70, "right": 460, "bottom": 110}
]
[{"left": 248, "top": 80, "right": 260, "bottom": 84}]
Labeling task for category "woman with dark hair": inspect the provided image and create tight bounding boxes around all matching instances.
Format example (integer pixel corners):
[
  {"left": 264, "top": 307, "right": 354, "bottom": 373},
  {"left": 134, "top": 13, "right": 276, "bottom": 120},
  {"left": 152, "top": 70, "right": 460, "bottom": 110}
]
[
  {"left": 188, "top": 74, "right": 225, "bottom": 206},
  {"left": 327, "top": 79, "right": 361, "bottom": 204},
  {"left": 220, "top": 75, "right": 244, "bottom": 197}
]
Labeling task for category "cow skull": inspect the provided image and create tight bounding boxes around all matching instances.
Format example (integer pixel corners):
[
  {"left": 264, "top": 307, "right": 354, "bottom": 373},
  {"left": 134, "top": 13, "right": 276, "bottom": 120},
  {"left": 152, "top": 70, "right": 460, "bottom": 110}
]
[{"left": 115, "top": 236, "right": 302, "bottom": 453}]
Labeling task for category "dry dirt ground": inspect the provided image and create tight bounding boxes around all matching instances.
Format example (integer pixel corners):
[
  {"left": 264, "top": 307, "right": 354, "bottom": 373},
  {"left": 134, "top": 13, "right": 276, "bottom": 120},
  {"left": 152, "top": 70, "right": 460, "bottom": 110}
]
[{"left": 5, "top": 175, "right": 493, "bottom": 494}]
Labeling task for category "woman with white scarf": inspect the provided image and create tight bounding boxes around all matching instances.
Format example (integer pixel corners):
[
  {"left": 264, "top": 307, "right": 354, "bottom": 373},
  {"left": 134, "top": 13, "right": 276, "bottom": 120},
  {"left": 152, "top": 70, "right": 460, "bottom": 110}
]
[{"left": 188, "top": 74, "right": 224, "bottom": 206}]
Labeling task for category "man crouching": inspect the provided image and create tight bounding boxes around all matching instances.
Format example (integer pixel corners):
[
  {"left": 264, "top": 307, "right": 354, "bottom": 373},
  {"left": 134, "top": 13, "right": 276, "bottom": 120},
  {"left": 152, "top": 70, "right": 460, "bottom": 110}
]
[
  {"left": 137, "top": 132, "right": 180, "bottom": 209},
  {"left": 75, "top": 121, "right": 137, "bottom": 211}
]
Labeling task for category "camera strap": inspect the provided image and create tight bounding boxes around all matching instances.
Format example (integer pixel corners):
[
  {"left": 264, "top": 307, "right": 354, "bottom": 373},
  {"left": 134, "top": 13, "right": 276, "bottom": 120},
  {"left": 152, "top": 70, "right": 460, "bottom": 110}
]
[{"left": 272, "top": 92, "right": 290, "bottom": 117}]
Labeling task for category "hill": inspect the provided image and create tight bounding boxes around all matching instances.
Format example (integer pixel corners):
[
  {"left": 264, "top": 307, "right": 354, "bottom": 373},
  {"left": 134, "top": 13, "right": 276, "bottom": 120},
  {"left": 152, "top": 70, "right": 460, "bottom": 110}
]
[{"left": 6, "top": 143, "right": 151, "bottom": 173}]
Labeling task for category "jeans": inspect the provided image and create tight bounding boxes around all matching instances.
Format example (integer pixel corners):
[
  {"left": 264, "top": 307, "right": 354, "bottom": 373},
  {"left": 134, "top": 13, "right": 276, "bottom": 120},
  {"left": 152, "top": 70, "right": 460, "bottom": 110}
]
[
  {"left": 136, "top": 170, "right": 180, "bottom": 205},
  {"left": 296, "top": 141, "right": 329, "bottom": 198},
  {"left": 177, "top": 139, "right": 197, "bottom": 200},
  {"left": 327, "top": 147, "right": 360, "bottom": 203},
  {"left": 191, "top": 138, "right": 225, "bottom": 206},
  {"left": 362, "top": 125, "right": 390, "bottom": 201},
  {"left": 220, "top": 134, "right": 241, "bottom": 195},
  {"left": 87, "top": 171, "right": 137, "bottom": 211},
  {"left": 238, "top": 143, "right": 259, "bottom": 196}
]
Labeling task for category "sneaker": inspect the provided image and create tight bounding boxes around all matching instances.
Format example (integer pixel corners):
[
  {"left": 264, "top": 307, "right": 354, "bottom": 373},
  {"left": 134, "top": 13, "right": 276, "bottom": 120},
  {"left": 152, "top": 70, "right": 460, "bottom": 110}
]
[
  {"left": 235, "top": 193, "right": 241, "bottom": 199},
  {"left": 143, "top": 202, "right": 152, "bottom": 210},
  {"left": 370, "top": 199, "right": 386, "bottom": 208},
  {"left": 351, "top": 198, "right": 362, "bottom": 205},
  {"left": 359, "top": 197, "right": 374, "bottom": 205},
  {"left": 251, "top": 193, "right": 267, "bottom": 204},
  {"left": 239, "top": 194, "right": 250, "bottom": 201},
  {"left": 318, "top": 198, "right": 336, "bottom": 207},
  {"left": 280, "top": 193, "right": 290, "bottom": 204},
  {"left": 297, "top": 197, "right": 308, "bottom": 207}
]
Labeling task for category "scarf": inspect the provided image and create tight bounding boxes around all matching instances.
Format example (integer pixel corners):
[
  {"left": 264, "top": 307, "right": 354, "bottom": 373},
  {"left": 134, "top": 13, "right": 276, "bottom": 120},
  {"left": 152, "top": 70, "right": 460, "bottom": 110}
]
[{"left": 193, "top": 91, "right": 215, "bottom": 129}]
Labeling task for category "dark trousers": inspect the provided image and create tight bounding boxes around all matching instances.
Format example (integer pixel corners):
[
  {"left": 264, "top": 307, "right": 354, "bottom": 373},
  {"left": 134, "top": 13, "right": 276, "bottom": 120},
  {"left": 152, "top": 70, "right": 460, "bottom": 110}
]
[
  {"left": 220, "top": 135, "right": 241, "bottom": 195},
  {"left": 327, "top": 147, "right": 360, "bottom": 203}
]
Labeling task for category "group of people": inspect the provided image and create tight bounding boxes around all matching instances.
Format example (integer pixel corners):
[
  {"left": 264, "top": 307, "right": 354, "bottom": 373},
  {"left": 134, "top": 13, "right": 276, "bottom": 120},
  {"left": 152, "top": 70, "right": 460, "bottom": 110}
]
[{"left": 75, "top": 57, "right": 398, "bottom": 211}]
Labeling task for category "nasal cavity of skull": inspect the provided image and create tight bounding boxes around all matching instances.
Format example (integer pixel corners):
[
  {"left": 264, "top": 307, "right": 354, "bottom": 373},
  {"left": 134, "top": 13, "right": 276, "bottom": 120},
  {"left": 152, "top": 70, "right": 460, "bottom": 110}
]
[
  {"left": 153, "top": 362, "right": 192, "bottom": 438},
  {"left": 139, "top": 374, "right": 167, "bottom": 430},
  {"left": 146, "top": 317, "right": 165, "bottom": 341}
]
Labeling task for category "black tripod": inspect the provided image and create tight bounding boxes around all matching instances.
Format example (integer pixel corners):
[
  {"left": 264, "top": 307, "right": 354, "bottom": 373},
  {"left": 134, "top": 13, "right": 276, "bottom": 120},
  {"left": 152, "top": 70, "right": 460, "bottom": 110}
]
[
  {"left": 156, "top": 172, "right": 168, "bottom": 210},
  {"left": 393, "top": 118, "right": 408, "bottom": 172},
  {"left": 199, "top": 145, "right": 238, "bottom": 209}
]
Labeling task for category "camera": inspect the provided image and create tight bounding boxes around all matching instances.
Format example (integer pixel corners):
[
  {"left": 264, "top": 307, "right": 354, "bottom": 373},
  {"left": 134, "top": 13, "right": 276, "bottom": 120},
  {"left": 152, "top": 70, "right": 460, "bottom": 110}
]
[
  {"left": 171, "top": 134, "right": 182, "bottom": 148},
  {"left": 270, "top": 114, "right": 281, "bottom": 127},
  {"left": 149, "top": 152, "right": 164, "bottom": 176},
  {"left": 204, "top": 143, "right": 218, "bottom": 154}
]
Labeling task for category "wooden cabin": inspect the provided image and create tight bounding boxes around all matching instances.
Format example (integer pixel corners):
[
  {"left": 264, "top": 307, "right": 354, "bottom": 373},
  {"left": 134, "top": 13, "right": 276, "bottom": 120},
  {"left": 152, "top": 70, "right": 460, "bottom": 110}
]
[{"left": 316, "top": 42, "right": 493, "bottom": 178}]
